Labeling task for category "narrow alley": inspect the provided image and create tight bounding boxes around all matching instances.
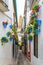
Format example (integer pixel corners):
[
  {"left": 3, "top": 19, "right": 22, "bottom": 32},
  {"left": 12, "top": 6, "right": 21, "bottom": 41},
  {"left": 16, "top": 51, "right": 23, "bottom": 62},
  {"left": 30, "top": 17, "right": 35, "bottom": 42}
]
[{"left": 0, "top": 0, "right": 43, "bottom": 65}]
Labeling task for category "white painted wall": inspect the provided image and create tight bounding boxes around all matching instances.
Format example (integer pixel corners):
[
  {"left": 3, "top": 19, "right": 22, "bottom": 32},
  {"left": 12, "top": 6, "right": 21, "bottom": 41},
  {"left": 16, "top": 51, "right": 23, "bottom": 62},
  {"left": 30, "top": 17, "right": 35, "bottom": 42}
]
[
  {"left": 26, "top": 0, "right": 30, "bottom": 26},
  {"left": 5, "top": 0, "right": 14, "bottom": 19},
  {"left": 31, "top": 1, "right": 43, "bottom": 65},
  {"left": 0, "top": 0, "right": 15, "bottom": 65},
  {"left": 0, "top": 12, "right": 12, "bottom": 65}
]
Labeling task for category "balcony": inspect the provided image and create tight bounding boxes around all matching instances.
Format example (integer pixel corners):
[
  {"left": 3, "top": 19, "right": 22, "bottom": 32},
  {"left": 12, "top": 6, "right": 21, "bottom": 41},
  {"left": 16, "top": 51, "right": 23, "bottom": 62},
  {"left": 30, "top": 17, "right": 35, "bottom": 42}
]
[{"left": 0, "top": 0, "right": 9, "bottom": 12}]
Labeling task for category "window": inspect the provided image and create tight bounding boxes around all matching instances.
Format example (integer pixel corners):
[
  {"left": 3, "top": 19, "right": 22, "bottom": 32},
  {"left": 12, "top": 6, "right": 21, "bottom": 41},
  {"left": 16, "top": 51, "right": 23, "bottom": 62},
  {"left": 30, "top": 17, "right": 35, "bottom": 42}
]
[{"left": 34, "top": 35, "right": 38, "bottom": 58}]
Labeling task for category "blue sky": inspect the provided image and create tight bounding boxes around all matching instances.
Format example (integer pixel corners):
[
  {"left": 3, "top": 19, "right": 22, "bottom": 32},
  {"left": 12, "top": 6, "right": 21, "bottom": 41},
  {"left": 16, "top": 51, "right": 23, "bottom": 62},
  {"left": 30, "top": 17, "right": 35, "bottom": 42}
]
[{"left": 16, "top": 0, "right": 25, "bottom": 22}]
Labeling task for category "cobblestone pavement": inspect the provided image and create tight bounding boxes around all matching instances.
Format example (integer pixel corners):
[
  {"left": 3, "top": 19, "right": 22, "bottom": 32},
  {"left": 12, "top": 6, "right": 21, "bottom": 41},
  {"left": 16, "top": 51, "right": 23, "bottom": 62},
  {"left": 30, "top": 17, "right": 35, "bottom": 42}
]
[{"left": 13, "top": 50, "right": 32, "bottom": 65}]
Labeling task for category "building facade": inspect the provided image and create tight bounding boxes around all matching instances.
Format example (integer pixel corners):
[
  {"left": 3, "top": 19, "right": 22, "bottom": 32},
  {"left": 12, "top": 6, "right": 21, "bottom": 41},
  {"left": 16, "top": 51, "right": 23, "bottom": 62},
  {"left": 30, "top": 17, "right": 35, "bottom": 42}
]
[{"left": 23, "top": 0, "right": 43, "bottom": 65}]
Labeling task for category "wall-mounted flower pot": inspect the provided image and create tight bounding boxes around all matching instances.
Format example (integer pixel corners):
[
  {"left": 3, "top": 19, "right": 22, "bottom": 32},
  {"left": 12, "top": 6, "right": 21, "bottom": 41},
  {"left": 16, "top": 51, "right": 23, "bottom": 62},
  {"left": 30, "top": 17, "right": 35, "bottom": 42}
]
[
  {"left": 3, "top": 24, "right": 7, "bottom": 28},
  {"left": 33, "top": 28, "right": 40, "bottom": 35},
  {"left": 9, "top": 24, "right": 12, "bottom": 29},
  {"left": 27, "top": 26, "right": 32, "bottom": 34},
  {"left": 9, "top": 38, "right": 13, "bottom": 41},
  {"left": 29, "top": 28, "right": 32, "bottom": 33},
  {"left": 28, "top": 35, "right": 33, "bottom": 42},
  {"left": 37, "top": 20, "right": 41, "bottom": 26},
  {"left": 6, "top": 32, "right": 11, "bottom": 37},
  {"left": 6, "top": 33, "right": 9, "bottom": 37},
  {"left": 33, "top": 21, "right": 38, "bottom": 28},
  {"left": 1, "top": 37, "right": 8, "bottom": 45},
  {"left": 2, "top": 22, "right": 8, "bottom": 28},
  {"left": 32, "top": 4, "right": 39, "bottom": 12},
  {"left": 29, "top": 40, "right": 32, "bottom": 42},
  {"left": 36, "top": 29, "right": 40, "bottom": 35}
]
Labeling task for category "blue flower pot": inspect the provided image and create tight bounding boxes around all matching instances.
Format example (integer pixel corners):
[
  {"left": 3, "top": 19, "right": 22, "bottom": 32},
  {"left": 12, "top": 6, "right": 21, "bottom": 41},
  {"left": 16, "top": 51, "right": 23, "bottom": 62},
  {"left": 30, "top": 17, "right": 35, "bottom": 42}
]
[
  {"left": 3, "top": 24, "right": 7, "bottom": 28},
  {"left": 37, "top": 20, "right": 41, "bottom": 26},
  {"left": 36, "top": 29, "right": 40, "bottom": 35},
  {"left": 9, "top": 38, "right": 13, "bottom": 41},
  {"left": 6, "top": 33, "right": 9, "bottom": 37},
  {"left": 29, "top": 40, "right": 32, "bottom": 42},
  {"left": 9, "top": 25, "right": 12, "bottom": 29},
  {"left": 30, "top": 28, "right": 32, "bottom": 33}
]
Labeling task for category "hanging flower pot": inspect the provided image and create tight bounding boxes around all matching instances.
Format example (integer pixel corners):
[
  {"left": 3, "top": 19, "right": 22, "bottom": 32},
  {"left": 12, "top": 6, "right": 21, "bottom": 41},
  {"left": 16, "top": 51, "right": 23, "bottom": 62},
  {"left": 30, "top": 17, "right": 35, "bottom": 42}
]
[
  {"left": 6, "top": 32, "right": 11, "bottom": 37},
  {"left": 9, "top": 37, "right": 13, "bottom": 41},
  {"left": 29, "top": 39, "right": 32, "bottom": 42},
  {"left": 32, "top": 25, "right": 37, "bottom": 35},
  {"left": 3, "top": 24, "right": 7, "bottom": 28},
  {"left": 1, "top": 37, "right": 8, "bottom": 45},
  {"left": 28, "top": 35, "right": 33, "bottom": 42},
  {"left": 30, "top": 16, "right": 37, "bottom": 25},
  {"left": 12, "top": 26, "right": 17, "bottom": 33},
  {"left": 33, "top": 21, "right": 38, "bottom": 28},
  {"left": 36, "top": 29, "right": 40, "bottom": 35},
  {"left": 29, "top": 28, "right": 32, "bottom": 33},
  {"left": 37, "top": 20, "right": 41, "bottom": 26},
  {"left": 2, "top": 22, "right": 8, "bottom": 28},
  {"left": 33, "top": 27, "right": 40, "bottom": 35},
  {"left": 27, "top": 26, "right": 32, "bottom": 34},
  {"left": 9, "top": 24, "right": 12, "bottom": 29},
  {"left": 32, "top": 4, "right": 39, "bottom": 12}
]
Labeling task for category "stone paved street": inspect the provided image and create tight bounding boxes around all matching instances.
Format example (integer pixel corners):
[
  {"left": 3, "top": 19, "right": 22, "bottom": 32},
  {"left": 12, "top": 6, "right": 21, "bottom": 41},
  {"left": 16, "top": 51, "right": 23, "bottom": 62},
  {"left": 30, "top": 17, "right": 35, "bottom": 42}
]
[{"left": 13, "top": 50, "right": 32, "bottom": 65}]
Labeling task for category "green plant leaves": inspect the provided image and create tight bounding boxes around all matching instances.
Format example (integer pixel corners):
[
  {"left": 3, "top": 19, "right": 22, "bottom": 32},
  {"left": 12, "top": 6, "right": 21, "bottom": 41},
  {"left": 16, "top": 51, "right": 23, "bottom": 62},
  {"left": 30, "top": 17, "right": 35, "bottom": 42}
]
[
  {"left": 1, "top": 37, "right": 8, "bottom": 43},
  {"left": 28, "top": 35, "right": 33, "bottom": 40},
  {"left": 32, "top": 4, "right": 39, "bottom": 11}
]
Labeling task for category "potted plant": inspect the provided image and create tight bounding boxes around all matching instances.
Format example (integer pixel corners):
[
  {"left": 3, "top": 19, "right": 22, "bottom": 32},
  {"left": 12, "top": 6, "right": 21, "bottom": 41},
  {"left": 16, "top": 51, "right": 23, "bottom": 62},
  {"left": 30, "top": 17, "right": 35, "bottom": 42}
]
[
  {"left": 9, "top": 36, "right": 13, "bottom": 41},
  {"left": 30, "top": 16, "right": 37, "bottom": 25},
  {"left": 37, "top": 20, "right": 41, "bottom": 26},
  {"left": 32, "top": 3, "right": 39, "bottom": 12},
  {"left": 12, "top": 26, "right": 17, "bottom": 33},
  {"left": 28, "top": 35, "right": 33, "bottom": 42},
  {"left": 27, "top": 25, "right": 32, "bottom": 34},
  {"left": 33, "top": 27, "right": 37, "bottom": 35},
  {"left": 2, "top": 22, "right": 8, "bottom": 28},
  {"left": 32, "top": 25, "right": 40, "bottom": 35},
  {"left": 1, "top": 37, "right": 8, "bottom": 45},
  {"left": 6, "top": 31, "right": 11, "bottom": 37},
  {"left": 9, "top": 38, "right": 13, "bottom": 41},
  {"left": 36, "top": 28, "right": 40, "bottom": 35},
  {"left": 33, "top": 21, "right": 38, "bottom": 28},
  {"left": 9, "top": 24, "right": 12, "bottom": 29}
]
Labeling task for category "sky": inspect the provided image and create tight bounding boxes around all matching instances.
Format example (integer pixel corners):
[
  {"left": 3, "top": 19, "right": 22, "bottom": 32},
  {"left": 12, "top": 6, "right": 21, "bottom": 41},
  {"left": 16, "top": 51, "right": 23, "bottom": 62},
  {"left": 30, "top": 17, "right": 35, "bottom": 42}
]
[{"left": 16, "top": 0, "right": 25, "bottom": 22}]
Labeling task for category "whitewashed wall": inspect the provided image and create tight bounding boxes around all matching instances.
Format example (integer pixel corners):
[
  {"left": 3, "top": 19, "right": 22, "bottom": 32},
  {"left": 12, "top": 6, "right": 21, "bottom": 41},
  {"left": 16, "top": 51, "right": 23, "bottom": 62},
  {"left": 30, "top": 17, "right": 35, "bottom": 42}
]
[
  {"left": 31, "top": 1, "right": 43, "bottom": 65},
  {"left": 26, "top": 0, "right": 30, "bottom": 26},
  {"left": 0, "top": 12, "right": 12, "bottom": 65},
  {"left": 5, "top": 0, "right": 14, "bottom": 19}
]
